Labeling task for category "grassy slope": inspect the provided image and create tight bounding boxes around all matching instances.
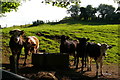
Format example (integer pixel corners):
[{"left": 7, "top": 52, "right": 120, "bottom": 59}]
[{"left": 2, "top": 23, "right": 119, "bottom": 64}]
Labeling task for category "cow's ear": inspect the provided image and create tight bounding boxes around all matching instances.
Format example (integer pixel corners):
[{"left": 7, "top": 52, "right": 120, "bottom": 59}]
[
  {"left": 108, "top": 46, "right": 112, "bottom": 49},
  {"left": 87, "top": 38, "right": 90, "bottom": 41},
  {"left": 61, "top": 35, "right": 65, "bottom": 39},
  {"left": 20, "top": 30, "right": 24, "bottom": 35},
  {"left": 9, "top": 30, "right": 14, "bottom": 35},
  {"left": 66, "top": 36, "right": 69, "bottom": 39}
]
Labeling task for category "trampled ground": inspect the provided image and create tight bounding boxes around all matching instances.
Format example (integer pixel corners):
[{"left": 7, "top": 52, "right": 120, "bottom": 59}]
[{"left": 2, "top": 55, "right": 120, "bottom": 80}]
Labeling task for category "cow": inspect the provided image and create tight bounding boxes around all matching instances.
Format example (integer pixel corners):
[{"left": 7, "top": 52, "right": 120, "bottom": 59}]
[
  {"left": 9, "top": 29, "right": 24, "bottom": 67},
  {"left": 23, "top": 36, "right": 39, "bottom": 66},
  {"left": 60, "top": 35, "right": 79, "bottom": 65},
  {"left": 86, "top": 42, "right": 112, "bottom": 77},
  {"left": 76, "top": 38, "right": 112, "bottom": 78},
  {"left": 76, "top": 38, "right": 89, "bottom": 70}
]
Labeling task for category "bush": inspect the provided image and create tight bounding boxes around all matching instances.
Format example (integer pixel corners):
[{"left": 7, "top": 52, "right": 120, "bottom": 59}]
[{"left": 32, "top": 20, "right": 44, "bottom": 26}]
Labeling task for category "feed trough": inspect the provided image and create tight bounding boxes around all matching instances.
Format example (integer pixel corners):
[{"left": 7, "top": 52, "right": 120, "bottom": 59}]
[{"left": 32, "top": 53, "right": 69, "bottom": 68}]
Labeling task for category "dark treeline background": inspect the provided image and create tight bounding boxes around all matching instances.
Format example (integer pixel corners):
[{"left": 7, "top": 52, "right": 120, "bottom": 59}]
[
  {"left": 65, "top": 4, "right": 120, "bottom": 24},
  {"left": 32, "top": 3, "right": 120, "bottom": 26}
]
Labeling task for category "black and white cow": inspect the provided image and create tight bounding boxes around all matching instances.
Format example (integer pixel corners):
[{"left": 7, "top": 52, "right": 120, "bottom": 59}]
[
  {"left": 76, "top": 38, "right": 112, "bottom": 77},
  {"left": 87, "top": 42, "right": 112, "bottom": 76}
]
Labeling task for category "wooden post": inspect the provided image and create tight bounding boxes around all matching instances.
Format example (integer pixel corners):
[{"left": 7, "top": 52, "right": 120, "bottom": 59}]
[{"left": 9, "top": 55, "right": 18, "bottom": 73}]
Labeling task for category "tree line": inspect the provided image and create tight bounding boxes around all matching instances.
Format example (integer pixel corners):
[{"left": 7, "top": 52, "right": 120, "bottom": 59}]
[
  {"left": 67, "top": 4, "right": 120, "bottom": 24},
  {"left": 1, "top": 1, "right": 120, "bottom": 24}
]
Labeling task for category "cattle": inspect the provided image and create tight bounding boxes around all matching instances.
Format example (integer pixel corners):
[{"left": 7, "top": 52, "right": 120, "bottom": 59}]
[
  {"left": 86, "top": 43, "right": 112, "bottom": 77},
  {"left": 9, "top": 29, "right": 24, "bottom": 67},
  {"left": 76, "top": 38, "right": 112, "bottom": 78},
  {"left": 23, "top": 36, "right": 39, "bottom": 66},
  {"left": 76, "top": 38, "right": 89, "bottom": 70},
  {"left": 60, "top": 35, "right": 79, "bottom": 65}
]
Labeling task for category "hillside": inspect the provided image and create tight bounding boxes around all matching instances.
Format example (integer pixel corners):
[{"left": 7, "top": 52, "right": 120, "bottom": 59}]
[{"left": 2, "top": 22, "right": 119, "bottom": 64}]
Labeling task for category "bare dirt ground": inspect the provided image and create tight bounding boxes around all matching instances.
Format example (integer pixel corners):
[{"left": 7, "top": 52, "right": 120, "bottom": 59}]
[{"left": 2, "top": 55, "right": 120, "bottom": 80}]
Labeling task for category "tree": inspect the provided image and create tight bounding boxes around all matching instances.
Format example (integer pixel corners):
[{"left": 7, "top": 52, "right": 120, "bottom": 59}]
[
  {"left": 1, "top": 0, "right": 118, "bottom": 15},
  {"left": 0, "top": 0, "right": 81, "bottom": 17},
  {"left": 79, "top": 7, "right": 88, "bottom": 20},
  {"left": 0, "top": 1, "right": 20, "bottom": 17},
  {"left": 32, "top": 20, "right": 44, "bottom": 26},
  {"left": 97, "top": 4, "right": 115, "bottom": 19},
  {"left": 85, "top": 5, "right": 97, "bottom": 20},
  {"left": 105, "top": 12, "right": 120, "bottom": 23},
  {"left": 42, "top": 0, "right": 119, "bottom": 8},
  {"left": 41, "top": 0, "right": 81, "bottom": 8},
  {"left": 67, "top": 4, "right": 80, "bottom": 19}
]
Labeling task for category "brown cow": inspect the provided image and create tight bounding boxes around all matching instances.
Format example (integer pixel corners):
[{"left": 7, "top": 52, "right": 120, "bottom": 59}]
[
  {"left": 60, "top": 35, "right": 79, "bottom": 65},
  {"left": 23, "top": 36, "right": 39, "bottom": 66},
  {"left": 9, "top": 29, "right": 24, "bottom": 67}
]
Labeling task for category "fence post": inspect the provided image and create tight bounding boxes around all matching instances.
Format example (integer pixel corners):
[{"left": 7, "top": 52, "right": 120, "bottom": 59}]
[{"left": 9, "top": 55, "right": 18, "bottom": 73}]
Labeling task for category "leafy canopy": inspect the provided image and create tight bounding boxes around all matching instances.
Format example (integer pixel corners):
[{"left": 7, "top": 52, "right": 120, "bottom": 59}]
[
  {"left": 1, "top": 2, "right": 20, "bottom": 13},
  {"left": 0, "top": 0, "right": 20, "bottom": 17},
  {"left": 41, "top": 0, "right": 81, "bottom": 8},
  {"left": 0, "top": 0, "right": 119, "bottom": 16},
  {"left": 97, "top": 4, "right": 115, "bottom": 19}
]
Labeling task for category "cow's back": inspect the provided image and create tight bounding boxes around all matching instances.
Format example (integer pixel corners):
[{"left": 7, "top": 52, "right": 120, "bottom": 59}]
[
  {"left": 30, "top": 36, "right": 39, "bottom": 49},
  {"left": 86, "top": 42, "right": 101, "bottom": 59},
  {"left": 60, "top": 40, "right": 78, "bottom": 54}
]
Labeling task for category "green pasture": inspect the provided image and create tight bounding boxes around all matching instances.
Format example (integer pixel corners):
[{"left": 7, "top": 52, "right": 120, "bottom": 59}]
[{"left": 2, "top": 23, "right": 119, "bottom": 64}]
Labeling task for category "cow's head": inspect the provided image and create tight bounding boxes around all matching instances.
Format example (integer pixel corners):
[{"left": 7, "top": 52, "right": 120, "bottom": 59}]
[
  {"left": 100, "top": 43, "right": 113, "bottom": 56},
  {"left": 77, "top": 38, "right": 90, "bottom": 44},
  {"left": 9, "top": 29, "right": 24, "bottom": 43},
  {"left": 61, "top": 35, "right": 69, "bottom": 41},
  {"left": 25, "top": 38, "right": 37, "bottom": 54},
  {"left": 30, "top": 44, "right": 37, "bottom": 53},
  {"left": 9, "top": 29, "right": 24, "bottom": 36},
  {"left": 101, "top": 43, "right": 113, "bottom": 50}
]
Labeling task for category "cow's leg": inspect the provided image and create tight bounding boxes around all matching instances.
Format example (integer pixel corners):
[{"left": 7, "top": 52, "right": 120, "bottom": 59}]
[
  {"left": 89, "top": 58, "right": 92, "bottom": 71},
  {"left": 36, "top": 49, "right": 38, "bottom": 53},
  {"left": 95, "top": 61, "right": 99, "bottom": 78},
  {"left": 34, "top": 47, "right": 38, "bottom": 54},
  {"left": 23, "top": 49, "right": 28, "bottom": 66},
  {"left": 10, "top": 54, "right": 18, "bottom": 73},
  {"left": 76, "top": 56, "right": 79, "bottom": 69},
  {"left": 23, "top": 53, "right": 27, "bottom": 66},
  {"left": 81, "top": 56, "right": 84, "bottom": 71},
  {"left": 16, "top": 49, "right": 22, "bottom": 68},
  {"left": 87, "top": 57, "right": 91, "bottom": 71},
  {"left": 100, "top": 61, "right": 103, "bottom": 76},
  {"left": 84, "top": 53, "right": 87, "bottom": 67},
  {"left": 85, "top": 56, "right": 87, "bottom": 67},
  {"left": 86, "top": 56, "right": 89, "bottom": 71},
  {"left": 100, "top": 57, "right": 104, "bottom": 76},
  {"left": 11, "top": 50, "right": 19, "bottom": 72},
  {"left": 73, "top": 52, "right": 76, "bottom": 65},
  {"left": 17, "top": 52, "right": 20, "bottom": 68}
]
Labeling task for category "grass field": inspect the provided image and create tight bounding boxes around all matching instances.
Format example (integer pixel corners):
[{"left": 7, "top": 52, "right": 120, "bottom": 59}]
[{"left": 2, "top": 22, "right": 119, "bottom": 64}]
